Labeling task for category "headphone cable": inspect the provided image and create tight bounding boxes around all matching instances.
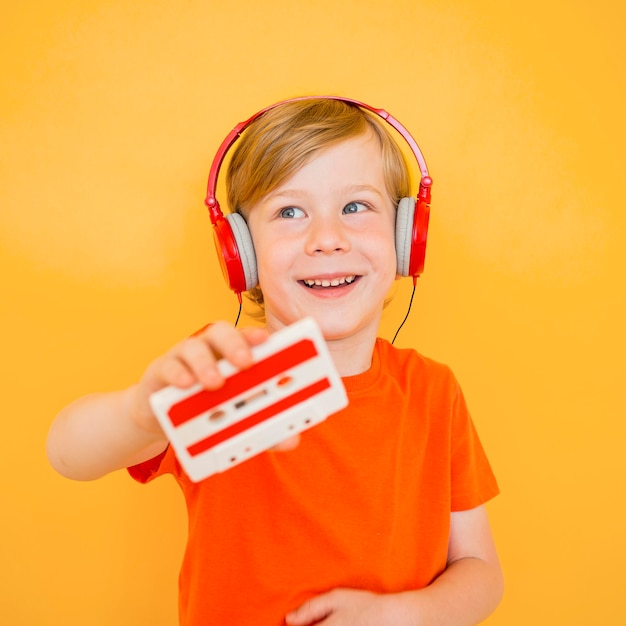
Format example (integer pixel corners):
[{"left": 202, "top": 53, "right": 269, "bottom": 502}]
[
  {"left": 233, "top": 293, "right": 243, "bottom": 327},
  {"left": 391, "top": 278, "right": 417, "bottom": 345}
]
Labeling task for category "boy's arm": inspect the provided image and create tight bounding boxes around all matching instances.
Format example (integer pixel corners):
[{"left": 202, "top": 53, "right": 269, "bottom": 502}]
[
  {"left": 286, "top": 504, "right": 503, "bottom": 626},
  {"left": 46, "top": 323, "right": 271, "bottom": 481},
  {"left": 46, "top": 386, "right": 169, "bottom": 481}
]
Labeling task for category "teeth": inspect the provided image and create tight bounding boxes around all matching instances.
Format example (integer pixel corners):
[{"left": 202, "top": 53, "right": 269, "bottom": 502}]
[{"left": 303, "top": 275, "right": 356, "bottom": 287}]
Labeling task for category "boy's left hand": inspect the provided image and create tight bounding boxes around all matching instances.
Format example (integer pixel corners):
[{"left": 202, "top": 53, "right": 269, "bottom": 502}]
[{"left": 285, "top": 588, "right": 395, "bottom": 626}]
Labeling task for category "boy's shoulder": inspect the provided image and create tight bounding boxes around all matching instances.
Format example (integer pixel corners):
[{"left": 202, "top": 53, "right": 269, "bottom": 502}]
[
  {"left": 375, "top": 339, "right": 468, "bottom": 402},
  {"left": 376, "top": 337, "right": 455, "bottom": 379}
]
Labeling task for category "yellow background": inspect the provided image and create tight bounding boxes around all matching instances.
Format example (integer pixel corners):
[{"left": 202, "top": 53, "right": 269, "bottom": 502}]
[{"left": 2, "top": 0, "right": 624, "bottom": 624}]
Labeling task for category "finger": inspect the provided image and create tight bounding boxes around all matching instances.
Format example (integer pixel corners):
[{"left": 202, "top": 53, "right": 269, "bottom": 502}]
[
  {"left": 147, "top": 323, "right": 270, "bottom": 392},
  {"left": 272, "top": 434, "right": 301, "bottom": 452},
  {"left": 197, "top": 322, "right": 268, "bottom": 370},
  {"left": 181, "top": 333, "right": 241, "bottom": 387},
  {"left": 286, "top": 591, "right": 337, "bottom": 625},
  {"left": 239, "top": 325, "right": 270, "bottom": 346},
  {"left": 158, "top": 355, "right": 198, "bottom": 389},
  {"left": 171, "top": 324, "right": 264, "bottom": 387}
]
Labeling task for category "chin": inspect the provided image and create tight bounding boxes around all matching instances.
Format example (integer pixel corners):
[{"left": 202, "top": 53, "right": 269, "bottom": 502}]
[
  {"left": 266, "top": 299, "right": 382, "bottom": 340},
  {"left": 311, "top": 314, "right": 379, "bottom": 342}
]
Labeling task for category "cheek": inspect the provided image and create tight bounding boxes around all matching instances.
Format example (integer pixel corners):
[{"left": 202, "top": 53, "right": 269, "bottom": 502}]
[
  {"left": 372, "top": 226, "right": 398, "bottom": 274},
  {"left": 253, "top": 241, "right": 290, "bottom": 291}
]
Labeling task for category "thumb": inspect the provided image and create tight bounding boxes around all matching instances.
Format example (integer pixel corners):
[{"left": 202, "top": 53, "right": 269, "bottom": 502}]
[{"left": 285, "top": 592, "right": 336, "bottom": 625}]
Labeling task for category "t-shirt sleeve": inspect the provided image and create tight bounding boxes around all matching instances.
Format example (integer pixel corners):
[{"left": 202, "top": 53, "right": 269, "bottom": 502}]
[
  {"left": 127, "top": 445, "right": 179, "bottom": 484},
  {"left": 449, "top": 382, "right": 500, "bottom": 511}
]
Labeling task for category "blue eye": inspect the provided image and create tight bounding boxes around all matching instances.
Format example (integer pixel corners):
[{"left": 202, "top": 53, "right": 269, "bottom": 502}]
[
  {"left": 343, "top": 202, "right": 367, "bottom": 214},
  {"left": 279, "top": 207, "right": 305, "bottom": 218}
]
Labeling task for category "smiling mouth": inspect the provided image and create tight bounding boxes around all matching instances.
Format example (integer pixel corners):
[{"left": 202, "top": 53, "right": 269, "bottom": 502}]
[{"left": 301, "top": 275, "right": 358, "bottom": 288}]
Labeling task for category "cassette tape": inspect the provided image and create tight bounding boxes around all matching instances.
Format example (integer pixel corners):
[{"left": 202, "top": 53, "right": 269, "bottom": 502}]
[{"left": 149, "top": 317, "right": 348, "bottom": 482}]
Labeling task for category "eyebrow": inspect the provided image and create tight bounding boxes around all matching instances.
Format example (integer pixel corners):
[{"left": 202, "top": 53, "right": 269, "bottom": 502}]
[
  {"left": 266, "top": 189, "right": 308, "bottom": 200},
  {"left": 267, "top": 184, "right": 386, "bottom": 201},
  {"left": 344, "top": 184, "right": 386, "bottom": 198}
]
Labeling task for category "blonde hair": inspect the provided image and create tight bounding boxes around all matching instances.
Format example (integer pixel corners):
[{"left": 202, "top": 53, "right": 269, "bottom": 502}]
[{"left": 224, "top": 98, "right": 412, "bottom": 309}]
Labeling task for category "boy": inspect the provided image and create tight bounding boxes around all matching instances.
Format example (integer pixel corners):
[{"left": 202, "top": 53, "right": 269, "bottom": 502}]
[{"left": 47, "top": 97, "right": 503, "bottom": 625}]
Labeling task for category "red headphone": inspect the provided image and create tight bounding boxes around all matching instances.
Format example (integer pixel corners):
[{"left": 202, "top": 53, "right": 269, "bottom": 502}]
[{"left": 205, "top": 96, "right": 433, "bottom": 298}]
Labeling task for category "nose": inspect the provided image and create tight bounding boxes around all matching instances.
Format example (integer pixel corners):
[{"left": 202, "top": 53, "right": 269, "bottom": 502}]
[{"left": 304, "top": 214, "right": 351, "bottom": 255}]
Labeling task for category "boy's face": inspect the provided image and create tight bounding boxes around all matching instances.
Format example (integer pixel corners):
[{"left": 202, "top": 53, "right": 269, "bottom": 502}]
[{"left": 246, "top": 130, "right": 397, "bottom": 343}]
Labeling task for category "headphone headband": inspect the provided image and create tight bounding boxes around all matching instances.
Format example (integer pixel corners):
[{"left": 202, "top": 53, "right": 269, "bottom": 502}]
[
  {"left": 204, "top": 96, "right": 432, "bottom": 223},
  {"left": 205, "top": 96, "right": 433, "bottom": 296}
]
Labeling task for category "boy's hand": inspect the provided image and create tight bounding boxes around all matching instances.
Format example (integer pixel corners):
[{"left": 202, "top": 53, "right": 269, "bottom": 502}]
[
  {"left": 286, "top": 589, "right": 398, "bottom": 626},
  {"left": 130, "top": 322, "right": 270, "bottom": 434}
]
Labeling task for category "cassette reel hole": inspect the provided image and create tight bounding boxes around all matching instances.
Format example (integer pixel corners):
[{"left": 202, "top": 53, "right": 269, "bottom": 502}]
[
  {"left": 208, "top": 409, "right": 226, "bottom": 423},
  {"left": 235, "top": 389, "right": 268, "bottom": 409}
]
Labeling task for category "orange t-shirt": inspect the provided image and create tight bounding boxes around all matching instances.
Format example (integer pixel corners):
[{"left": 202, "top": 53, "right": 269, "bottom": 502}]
[{"left": 129, "top": 338, "right": 499, "bottom": 625}]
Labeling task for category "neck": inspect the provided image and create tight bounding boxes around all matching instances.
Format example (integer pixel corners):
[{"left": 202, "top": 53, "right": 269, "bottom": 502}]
[{"left": 324, "top": 327, "right": 378, "bottom": 377}]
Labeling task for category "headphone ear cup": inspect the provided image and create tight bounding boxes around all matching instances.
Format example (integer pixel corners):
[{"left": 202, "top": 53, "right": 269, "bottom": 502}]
[
  {"left": 395, "top": 197, "right": 415, "bottom": 277},
  {"left": 225, "top": 213, "right": 258, "bottom": 291}
]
